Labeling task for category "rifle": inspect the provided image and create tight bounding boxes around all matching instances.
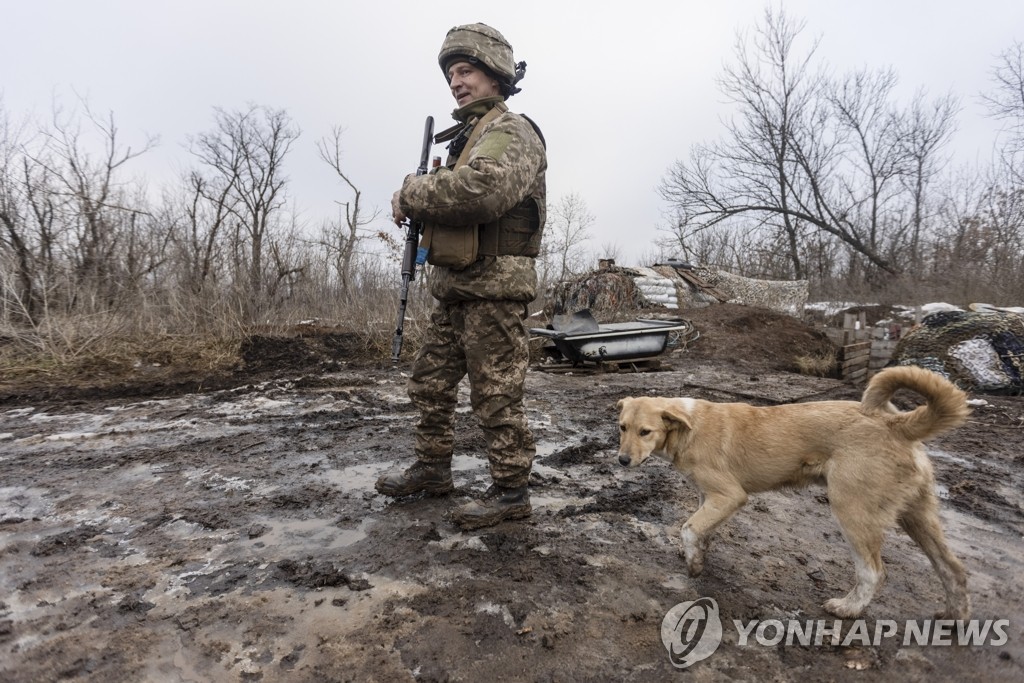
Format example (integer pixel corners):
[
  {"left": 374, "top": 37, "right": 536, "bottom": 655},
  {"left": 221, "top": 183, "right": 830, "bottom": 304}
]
[{"left": 391, "top": 115, "right": 435, "bottom": 363}]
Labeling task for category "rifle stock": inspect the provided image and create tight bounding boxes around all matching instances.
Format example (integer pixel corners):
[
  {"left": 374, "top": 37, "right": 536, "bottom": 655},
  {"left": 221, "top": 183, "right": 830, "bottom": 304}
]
[{"left": 391, "top": 116, "right": 435, "bottom": 363}]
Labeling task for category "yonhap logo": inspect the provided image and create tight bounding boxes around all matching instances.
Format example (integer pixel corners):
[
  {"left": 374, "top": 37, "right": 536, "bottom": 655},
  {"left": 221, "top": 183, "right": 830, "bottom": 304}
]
[
  {"left": 658, "top": 597, "right": 1009, "bottom": 669},
  {"left": 661, "top": 597, "right": 723, "bottom": 668}
]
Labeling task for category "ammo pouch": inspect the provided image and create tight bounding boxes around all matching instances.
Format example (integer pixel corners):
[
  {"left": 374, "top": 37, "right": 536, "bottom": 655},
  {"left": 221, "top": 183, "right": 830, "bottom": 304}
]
[
  {"left": 480, "top": 199, "right": 542, "bottom": 258},
  {"left": 420, "top": 222, "right": 479, "bottom": 269}
]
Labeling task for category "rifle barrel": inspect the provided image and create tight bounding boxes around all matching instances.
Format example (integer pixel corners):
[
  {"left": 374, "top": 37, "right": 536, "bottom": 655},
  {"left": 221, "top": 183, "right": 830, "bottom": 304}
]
[{"left": 391, "top": 116, "right": 435, "bottom": 363}]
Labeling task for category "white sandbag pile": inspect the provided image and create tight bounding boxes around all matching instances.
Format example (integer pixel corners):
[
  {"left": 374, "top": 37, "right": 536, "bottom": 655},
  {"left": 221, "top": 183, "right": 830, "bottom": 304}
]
[{"left": 631, "top": 267, "right": 679, "bottom": 309}]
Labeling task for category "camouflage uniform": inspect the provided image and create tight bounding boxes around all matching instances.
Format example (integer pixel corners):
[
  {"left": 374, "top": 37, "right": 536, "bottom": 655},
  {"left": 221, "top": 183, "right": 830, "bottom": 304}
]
[{"left": 400, "top": 95, "right": 547, "bottom": 489}]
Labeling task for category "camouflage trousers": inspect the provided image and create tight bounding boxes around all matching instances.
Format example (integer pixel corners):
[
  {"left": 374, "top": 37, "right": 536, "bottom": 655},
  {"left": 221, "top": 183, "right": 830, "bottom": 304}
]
[{"left": 408, "top": 298, "right": 535, "bottom": 488}]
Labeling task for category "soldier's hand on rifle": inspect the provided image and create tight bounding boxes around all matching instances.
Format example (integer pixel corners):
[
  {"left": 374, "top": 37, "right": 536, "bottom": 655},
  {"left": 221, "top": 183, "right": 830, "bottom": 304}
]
[{"left": 391, "top": 189, "right": 408, "bottom": 226}]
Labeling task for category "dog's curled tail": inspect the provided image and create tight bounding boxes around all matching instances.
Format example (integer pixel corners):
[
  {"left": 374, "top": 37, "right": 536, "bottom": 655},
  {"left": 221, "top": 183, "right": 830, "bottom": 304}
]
[{"left": 861, "top": 365, "right": 970, "bottom": 442}]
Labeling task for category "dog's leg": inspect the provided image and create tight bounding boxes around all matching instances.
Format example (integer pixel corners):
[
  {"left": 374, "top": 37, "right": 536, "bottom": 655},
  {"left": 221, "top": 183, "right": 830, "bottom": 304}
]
[
  {"left": 667, "top": 490, "right": 704, "bottom": 551},
  {"left": 825, "top": 491, "right": 890, "bottom": 618},
  {"left": 899, "top": 489, "right": 970, "bottom": 620},
  {"left": 823, "top": 546, "right": 884, "bottom": 618},
  {"left": 679, "top": 486, "right": 746, "bottom": 577}
]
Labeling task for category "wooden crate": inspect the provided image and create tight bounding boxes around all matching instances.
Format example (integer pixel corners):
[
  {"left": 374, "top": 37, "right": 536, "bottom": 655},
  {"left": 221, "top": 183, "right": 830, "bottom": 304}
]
[
  {"left": 837, "top": 341, "right": 871, "bottom": 383},
  {"left": 826, "top": 311, "right": 900, "bottom": 383}
]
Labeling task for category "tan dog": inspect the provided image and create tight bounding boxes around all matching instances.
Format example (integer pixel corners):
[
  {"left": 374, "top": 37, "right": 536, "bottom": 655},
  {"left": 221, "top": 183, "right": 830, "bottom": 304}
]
[{"left": 617, "top": 365, "right": 971, "bottom": 618}]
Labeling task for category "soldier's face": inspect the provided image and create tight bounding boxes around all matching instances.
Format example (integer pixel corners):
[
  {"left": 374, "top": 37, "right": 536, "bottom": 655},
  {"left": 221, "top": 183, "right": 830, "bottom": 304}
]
[{"left": 447, "top": 61, "right": 501, "bottom": 107}]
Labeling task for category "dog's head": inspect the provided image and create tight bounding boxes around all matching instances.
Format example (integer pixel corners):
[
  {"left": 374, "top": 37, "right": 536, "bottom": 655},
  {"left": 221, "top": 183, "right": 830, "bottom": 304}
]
[{"left": 616, "top": 396, "right": 694, "bottom": 467}]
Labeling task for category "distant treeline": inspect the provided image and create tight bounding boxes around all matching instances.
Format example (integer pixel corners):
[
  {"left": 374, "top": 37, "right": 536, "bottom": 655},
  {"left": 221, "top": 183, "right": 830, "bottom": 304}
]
[
  {"left": 658, "top": 9, "right": 1024, "bottom": 306},
  {"left": 1, "top": 10, "right": 1022, "bottom": 362}
]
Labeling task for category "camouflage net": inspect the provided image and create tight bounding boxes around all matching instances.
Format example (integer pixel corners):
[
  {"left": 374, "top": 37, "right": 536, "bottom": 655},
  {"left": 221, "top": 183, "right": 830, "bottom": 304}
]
[
  {"left": 546, "top": 269, "right": 647, "bottom": 319},
  {"left": 691, "top": 266, "right": 809, "bottom": 316},
  {"left": 893, "top": 310, "right": 1024, "bottom": 394},
  {"left": 547, "top": 264, "right": 807, "bottom": 319}
]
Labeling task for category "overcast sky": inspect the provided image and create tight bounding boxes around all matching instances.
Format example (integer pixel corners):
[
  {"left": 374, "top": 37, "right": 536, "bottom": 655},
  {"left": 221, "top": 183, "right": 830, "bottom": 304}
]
[{"left": 3, "top": 0, "right": 1022, "bottom": 265}]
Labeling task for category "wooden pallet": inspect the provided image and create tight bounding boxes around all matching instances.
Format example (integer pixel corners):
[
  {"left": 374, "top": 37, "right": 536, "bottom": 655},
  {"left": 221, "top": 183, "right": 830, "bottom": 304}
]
[
  {"left": 672, "top": 268, "right": 730, "bottom": 302},
  {"left": 535, "top": 358, "right": 666, "bottom": 374}
]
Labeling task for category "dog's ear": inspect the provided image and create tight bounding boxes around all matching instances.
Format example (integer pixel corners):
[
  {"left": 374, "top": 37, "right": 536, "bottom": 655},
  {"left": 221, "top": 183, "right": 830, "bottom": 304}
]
[
  {"left": 661, "top": 403, "right": 693, "bottom": 432},
  {"left": 616, "top": 397, "right": 632, "bottom": 411}
]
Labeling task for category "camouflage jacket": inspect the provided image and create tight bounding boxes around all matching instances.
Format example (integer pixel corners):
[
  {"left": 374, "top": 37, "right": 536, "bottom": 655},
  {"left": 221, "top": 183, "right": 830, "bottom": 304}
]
[{"left": 399, "top": 98, "right": 547, "bottom": 302}]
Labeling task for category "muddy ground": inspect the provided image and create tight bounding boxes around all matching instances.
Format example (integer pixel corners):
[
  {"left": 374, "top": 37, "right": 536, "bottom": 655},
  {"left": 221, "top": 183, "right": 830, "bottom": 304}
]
[{"left": 1, "top": 304, "right": 1022, "bottom": 682}]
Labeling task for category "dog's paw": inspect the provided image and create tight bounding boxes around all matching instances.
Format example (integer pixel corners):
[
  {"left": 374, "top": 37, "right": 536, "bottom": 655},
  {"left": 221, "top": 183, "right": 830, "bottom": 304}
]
[
  {"left": 678, "top": 545, "right": 704, "bottom": 576},
  {"left": 679, "top": 527, "right": 705, "bottom": 576},
  {"left": 823, "top": 598, "right": 863, "bottom": 619}
]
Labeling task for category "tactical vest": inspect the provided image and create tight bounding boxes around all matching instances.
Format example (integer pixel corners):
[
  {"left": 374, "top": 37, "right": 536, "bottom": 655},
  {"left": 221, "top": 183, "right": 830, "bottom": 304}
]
[{"left": 420, "top": 102, "right": 544, "bottom": 269}]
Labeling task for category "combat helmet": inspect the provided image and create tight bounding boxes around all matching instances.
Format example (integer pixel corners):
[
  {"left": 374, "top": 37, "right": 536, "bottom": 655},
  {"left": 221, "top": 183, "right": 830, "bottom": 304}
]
[{"left": 438, "top": 23, "right": 526, "bottom": 97}]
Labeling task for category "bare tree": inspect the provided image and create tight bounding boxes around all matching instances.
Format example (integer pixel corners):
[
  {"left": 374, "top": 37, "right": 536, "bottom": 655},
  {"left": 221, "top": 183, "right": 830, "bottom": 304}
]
[
  {"left": 541, "top": 192, "right": 594, "bottom": 284},
  {"left": 0, "top": 103, "right": 36, "bottom": 322},
  {"left": 896, "top": 90, "right": 959, "bottom": 265},
  {"left": 659, "top": 6, "right": 959, "bottom": 288},
  {"left": 34, "top": 102, "right": 157, "bottom": 304},
  {"left": 981, "top": 41, "right": 1024, "bottom": 136},
  {"left": 190, "top": 105, "right": 299, "bottom": 314},
  {"left": 266, "top": 209, "right": 308, "bottom": 303},
  {"left": 830, "top": 68, "right": 905, "bottom": 255},
  {"left": 981, "top": 41, "right": 1024, "bottom": 186},
  {"left": 173, "top": 168, "right": 237, "bottom": 297},
  {"left": 932, "top": 163, "right": 1024, "bottom": 303},
  {"left": 949, "top": 40, "right": 1024, "bottom": 303},
  {"left": 1, "top": 98, "right": 159, "bottom": 322},
  {"left": 316, "top": 126, "right": 380, "bottom": 297},
  {"left": 659, "top": 8, "right": 826, "bottom": 277},
  {"left": 721, "top": 8, "right": 822, "bottom": 279}
]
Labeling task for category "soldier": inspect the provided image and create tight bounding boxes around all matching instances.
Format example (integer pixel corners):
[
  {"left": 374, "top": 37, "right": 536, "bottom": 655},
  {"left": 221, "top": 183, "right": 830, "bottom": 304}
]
[{"left": 376, "top": 23, "right": 547, "bottom": 530}]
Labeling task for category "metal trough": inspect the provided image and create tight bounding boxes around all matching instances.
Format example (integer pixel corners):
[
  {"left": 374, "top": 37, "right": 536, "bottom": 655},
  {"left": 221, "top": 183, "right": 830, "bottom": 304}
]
[{"left": 531, "top": 312, "right": 692, "bottom": 364}]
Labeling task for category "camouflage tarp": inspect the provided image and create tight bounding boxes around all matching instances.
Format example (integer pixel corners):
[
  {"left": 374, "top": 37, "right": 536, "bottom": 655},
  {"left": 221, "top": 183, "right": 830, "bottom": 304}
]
[
  {"left": 690, "top": 266, "right": 808, "bottom": 316},
  {"left": 893, "top": 310, "right": 1024, "bottom": 394},
  {"left": 547, "top": 269, "right": 647, "bottom": 319},
  {"left": 547, "top": 264, "right": 807, "bottom": 319}
]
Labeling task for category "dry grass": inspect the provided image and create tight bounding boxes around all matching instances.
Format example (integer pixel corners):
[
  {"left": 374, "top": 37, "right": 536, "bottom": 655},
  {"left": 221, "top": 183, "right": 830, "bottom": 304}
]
[
  {"left": 0, "top": 281, "right": 432, "bottom": 389},
  {"left": 277, "top": 282, "right": 434, "bottom": 360},
  {"left": 794, "top": 348, "right": 837, "bottom": 377},
  {"left": 0, "top": 332, "right": 241, "bottom": 390}
]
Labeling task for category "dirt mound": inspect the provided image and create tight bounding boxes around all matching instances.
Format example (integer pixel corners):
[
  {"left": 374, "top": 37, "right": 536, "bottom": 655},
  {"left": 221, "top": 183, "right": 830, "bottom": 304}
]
[
  {"left": 240, "top": 330, "right": 366, "bottom": 372},
  {"left": 678, "top": 304, "right": 836, "bottom": 372},
  {"left": 0, "top": 328, "right": 374, "bottom": 406},
  {"left": 1, "top": 306, "right": 834, "bottom": 405}
]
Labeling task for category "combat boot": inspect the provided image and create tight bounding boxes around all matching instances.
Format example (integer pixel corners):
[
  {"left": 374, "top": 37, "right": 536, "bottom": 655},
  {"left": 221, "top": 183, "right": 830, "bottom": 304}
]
[
  {"left": 451, "top": 484, "right": 531, "bottom": 530},
  {"left": 375, "top": 461, "right": 454, "bottom": 497}
]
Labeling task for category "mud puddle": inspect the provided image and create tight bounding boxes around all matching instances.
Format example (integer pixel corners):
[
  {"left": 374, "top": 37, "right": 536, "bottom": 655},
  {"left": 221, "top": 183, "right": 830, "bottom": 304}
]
[{"left": 1, "top": 360, "right": 1022, "bottom": 682}]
